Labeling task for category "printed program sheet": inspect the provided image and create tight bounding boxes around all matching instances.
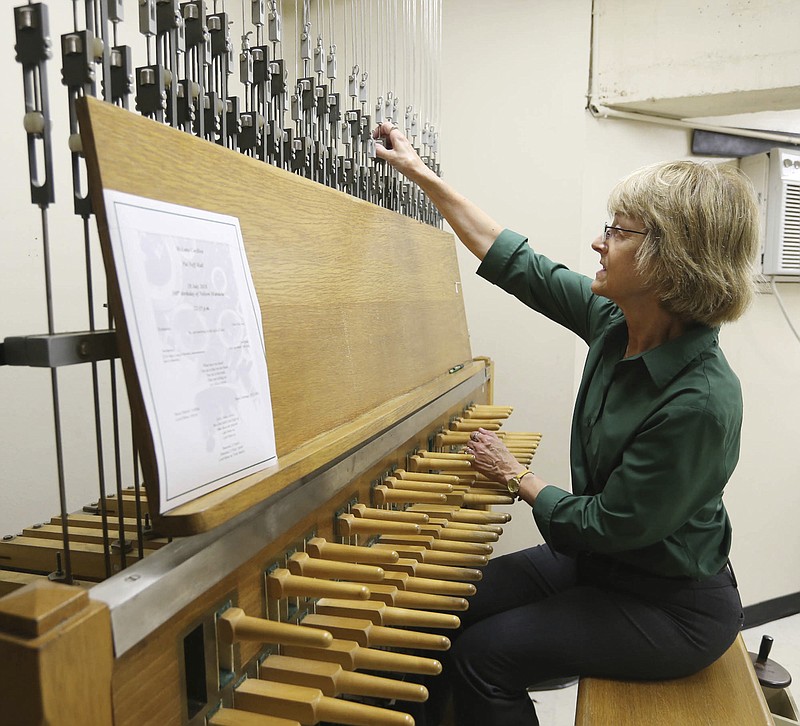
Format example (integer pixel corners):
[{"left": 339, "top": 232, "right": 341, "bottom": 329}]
[{"left": 104, "top": 190, "right": 277, "bottom": 512}]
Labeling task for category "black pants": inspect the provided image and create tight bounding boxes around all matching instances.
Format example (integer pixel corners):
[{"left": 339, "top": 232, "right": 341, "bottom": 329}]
[{"left": 410, "top": 544, "right": 743, "bottom": 726}]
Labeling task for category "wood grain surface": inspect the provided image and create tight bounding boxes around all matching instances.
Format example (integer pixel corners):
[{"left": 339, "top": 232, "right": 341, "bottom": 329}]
[
  {"left": 575, "top": 633, "right": 773, "bottom": 725},
  {"left": 77, "top": 96, "right": 473, "bottom": 535}
]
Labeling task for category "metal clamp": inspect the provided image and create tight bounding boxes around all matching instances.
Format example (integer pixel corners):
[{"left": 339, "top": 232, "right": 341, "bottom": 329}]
[{"left": 1, "top": 330, "right": 118, "bottom": 368}]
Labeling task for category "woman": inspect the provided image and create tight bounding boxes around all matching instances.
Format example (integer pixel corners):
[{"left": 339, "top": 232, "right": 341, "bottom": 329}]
[{"left": 373, "top": 121, "right": 760, "bottom": 726}]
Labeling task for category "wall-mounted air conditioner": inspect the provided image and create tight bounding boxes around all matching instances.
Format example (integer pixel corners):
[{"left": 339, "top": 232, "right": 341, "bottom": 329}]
[{"left": 740, "top": 147, "right": 800, "bottom": 278}]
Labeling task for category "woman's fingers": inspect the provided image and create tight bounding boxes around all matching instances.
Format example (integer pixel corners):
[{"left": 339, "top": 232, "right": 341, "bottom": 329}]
[
  {"left": 374, "top": 140, "right": 393, "bottom": 161},
  {"left": 373, "top": 123, "right": 416, "bottom": 169},
  {"left": 372, "top": 120, "right": 393, "bottom": 138},
  {"left": 465, "top": 428, "right": 519, "bottom": 484}
]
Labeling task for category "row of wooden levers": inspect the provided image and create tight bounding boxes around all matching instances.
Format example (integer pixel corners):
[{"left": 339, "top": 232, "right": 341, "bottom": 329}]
[
  {"left": 206, "top": 405, "right": 540, "bottom": 726},
  {"left": 0, "top": 404, "right": 541, "bottom": 726}
]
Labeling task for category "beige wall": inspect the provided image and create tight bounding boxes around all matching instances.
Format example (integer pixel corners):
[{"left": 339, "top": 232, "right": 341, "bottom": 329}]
[
  {"left": 441, "top": 0, "right": 800, "bottom": 608},
  {"left": 441, "top": 0, "right": 594, "bottom": 554}
]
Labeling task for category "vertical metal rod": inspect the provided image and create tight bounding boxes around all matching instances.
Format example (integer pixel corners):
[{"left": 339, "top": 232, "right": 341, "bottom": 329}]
[
  {"left": 83, "top": 216, "right": 113, "bottom": 578},
  {"left": 97, "top": 0, "right": 111, "bottom": 103},
  {"left": 41, "top": 207, "right": 74, "bottom": 585},
  {"left": 132, "top": 441, "right": 146, "bottom": 560},
  {"left": 107, "top": 304, "right": 128, "bottom": 572}
]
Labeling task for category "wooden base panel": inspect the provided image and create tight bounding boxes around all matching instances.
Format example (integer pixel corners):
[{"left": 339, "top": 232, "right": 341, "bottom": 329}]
[{"left": 575, "top": 634, "right": 773, "bottom": 726}]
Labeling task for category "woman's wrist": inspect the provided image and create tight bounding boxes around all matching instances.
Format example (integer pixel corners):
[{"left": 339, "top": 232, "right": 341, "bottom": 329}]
[
  {"left": 412, "top": 161, "right": 444, "bottom": 194},
  {"left": 518, "top": 471, "right": 546, "bottom": 506}
]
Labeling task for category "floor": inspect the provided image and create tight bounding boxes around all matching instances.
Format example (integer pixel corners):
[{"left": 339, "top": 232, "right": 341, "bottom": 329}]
[{"left": 529, "top": 613, "right": 800, "bottom": 725}]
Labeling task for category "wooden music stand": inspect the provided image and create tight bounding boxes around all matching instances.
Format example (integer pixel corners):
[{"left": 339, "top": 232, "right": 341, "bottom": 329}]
[{"left": 77, "top": 97, "right": 477, "bottom": 535}]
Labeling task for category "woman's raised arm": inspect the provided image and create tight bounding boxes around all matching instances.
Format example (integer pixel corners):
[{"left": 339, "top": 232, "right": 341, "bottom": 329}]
[{"left": 373, "top": 121, "right": 502, "bottom": 261}]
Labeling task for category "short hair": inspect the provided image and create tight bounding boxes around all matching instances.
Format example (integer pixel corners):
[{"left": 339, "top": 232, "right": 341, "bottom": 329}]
[{"left": 607, "top": 161, "right": 760, "bottom": 327}]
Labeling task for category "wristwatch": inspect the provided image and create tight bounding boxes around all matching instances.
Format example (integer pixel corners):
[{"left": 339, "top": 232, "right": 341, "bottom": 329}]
[{"left": 506, "top": 469, "right": 532, "bottom": 496}]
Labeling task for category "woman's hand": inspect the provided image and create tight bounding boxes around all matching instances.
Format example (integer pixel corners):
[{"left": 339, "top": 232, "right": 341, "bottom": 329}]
[
  {"left": 373, "top": 121, "right": 502, "bottom": 262},
  {"left": 373, "top": 121, "right": 430, "bottom": 182},
  {"left": 465, "top": 428, "right": 547, "bottom": 506},
  {"left": 464, "top": 428, "right": 523, "bottom": 485}
]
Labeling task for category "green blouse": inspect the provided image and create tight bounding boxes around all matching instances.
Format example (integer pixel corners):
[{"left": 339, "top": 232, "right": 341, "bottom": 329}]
[{"left": 477, "top": 229, "right": 742, "bottom": 579}]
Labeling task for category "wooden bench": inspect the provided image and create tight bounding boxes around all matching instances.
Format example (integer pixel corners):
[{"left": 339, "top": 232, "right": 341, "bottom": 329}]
[{"left": 575, "top": 634, "right": 774, "bottom": 725}]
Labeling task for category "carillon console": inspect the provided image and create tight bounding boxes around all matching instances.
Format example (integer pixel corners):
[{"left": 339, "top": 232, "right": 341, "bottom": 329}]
[{"left": 0, "top": 2, "right": 542, "bottom": 724}]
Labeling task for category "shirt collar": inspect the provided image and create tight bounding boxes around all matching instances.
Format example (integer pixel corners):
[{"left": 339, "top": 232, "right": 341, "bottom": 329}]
[{"left": 604, "top": 317, "right": 719, "bottom": 389}]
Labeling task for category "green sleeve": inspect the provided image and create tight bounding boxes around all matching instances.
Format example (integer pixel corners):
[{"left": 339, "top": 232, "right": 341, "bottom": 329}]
[
  {"left": 532, "top": 405, "right": 735, "bottom": 556},
  {"left": 477, "top": 229, "right": 609, "bottom": 345}
]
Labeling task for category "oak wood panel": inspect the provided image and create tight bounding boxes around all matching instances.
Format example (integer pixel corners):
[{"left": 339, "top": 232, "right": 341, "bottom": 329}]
[
  {"left": 0, "top": 571, "right": 44, "bottom": 597},
  {"left": 0, "top": 535, "right": 145, "bottom": 580},
  {"left": 53, "top": 513, "right": 153, "bottom": 533},
  {"left": 0, "top": 581, "right": 114, "bottom": 725},
  {"left": 21, "top": 523, "right": 167, "bottom": 549},
  {"left": 77, "top": 96, "right": 472, "bottom": 535},
  {"left": 575, "top": 634, "right": 773, "bottom": 726}
]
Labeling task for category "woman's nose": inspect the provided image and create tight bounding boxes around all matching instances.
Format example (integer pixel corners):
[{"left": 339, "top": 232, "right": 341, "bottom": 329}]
[{"left": 591, "top": 235, "right": 606, "bottom": 253}]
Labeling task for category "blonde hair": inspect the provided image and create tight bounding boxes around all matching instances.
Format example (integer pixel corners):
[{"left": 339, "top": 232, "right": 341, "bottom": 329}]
[{"left": 607, "top": 161, "right": 760, "bottom": 326}]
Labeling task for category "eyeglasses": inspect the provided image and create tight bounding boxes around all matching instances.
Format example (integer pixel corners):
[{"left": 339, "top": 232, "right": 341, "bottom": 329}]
[{"left": 603, "top": 224, "right": 647, "bottom": 241}]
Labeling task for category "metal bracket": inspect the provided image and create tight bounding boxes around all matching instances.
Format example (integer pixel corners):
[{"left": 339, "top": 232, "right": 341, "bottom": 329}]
[{"left": 1, "top": 329, "right": 118, "bottom": 368}]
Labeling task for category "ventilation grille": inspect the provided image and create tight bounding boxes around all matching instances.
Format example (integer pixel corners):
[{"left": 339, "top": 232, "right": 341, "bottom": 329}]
[{"left": 781, "top": 182, "right": 800, "bottom": 273}]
